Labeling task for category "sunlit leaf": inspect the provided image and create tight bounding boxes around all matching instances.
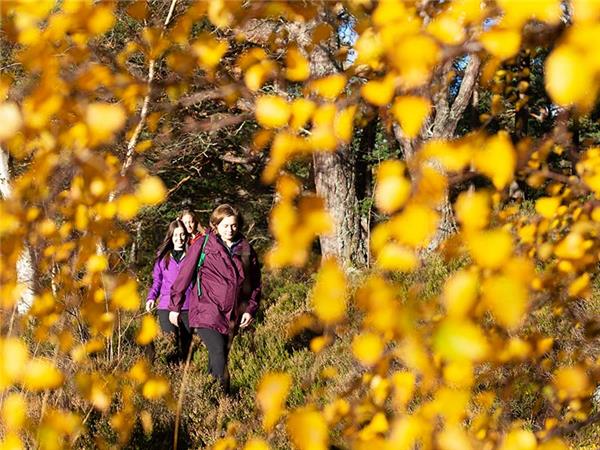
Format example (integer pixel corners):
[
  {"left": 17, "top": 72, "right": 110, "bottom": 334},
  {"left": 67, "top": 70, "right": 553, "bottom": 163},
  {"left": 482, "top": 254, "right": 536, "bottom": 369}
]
[
  {"left": 0, "top": 102, "right": 23, "bottom": 141},
  {"left": 391, "top": 96, "right": 431, "bottom": 138},
  {"left": 256, "top": 96, "right": 291, "bottom": 129},
  {"left": 287, "top": 407, "right": 328, "bottom": 450},
  {"left": 480, "top": 28, "right": 521, "bottom": 59},
  {"left": 352, "top": 332, "right": 384, "bottom": 366},
  {"left": 136, "top": 316, "right": 158, "bottom": 346},
  {"left": 86, "top": 102, "right": 126, "bottom": 144},
  {"left": 136, "top": 176, "right": 166, "bottom": 206},
  {"left": 434, "top": 319, "right": 490, "bottom": 362},
  {"left": 467, "top": 229, "right": 513, "bottom": 269},
  {"left": 22, "top": 359, "right": 63, "bottom": 391},
  {"left": 285, "top": 46, "right": 310, "bottom": 81},
  {"left": 142, "top": 377, "right": 169, "bottom": 400},
  {"left": 374, "top": 160, "right": 411, "bottom": 214},
  {"left": 473, "top": 132, "right": 516, "bottom": 189},
  {"left": 309, "top": 74, "right": 346, "bottom": 100},
  {"left": 312, "top": 258, "right": 346, "bottom": 325},
  {"left": 256, "top": 372, "right": 292, "bottom": 432}
]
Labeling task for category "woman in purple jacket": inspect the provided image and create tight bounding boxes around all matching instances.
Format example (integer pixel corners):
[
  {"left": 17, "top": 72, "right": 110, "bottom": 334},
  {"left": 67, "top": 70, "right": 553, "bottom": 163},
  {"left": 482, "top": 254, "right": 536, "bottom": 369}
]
[
  {"left": 169, "top": 204, "right": 261, "bottom": 391},
  {"left": 145, "top": 219, "right": 193, "bottom": 361}
]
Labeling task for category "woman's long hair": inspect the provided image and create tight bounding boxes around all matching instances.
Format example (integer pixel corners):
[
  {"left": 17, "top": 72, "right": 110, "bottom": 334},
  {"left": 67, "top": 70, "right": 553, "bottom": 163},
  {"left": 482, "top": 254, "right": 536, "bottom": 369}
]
[
  {"left": 179, "top": 208, "right": 205, "bottom": 235},
  {"left": 154, "top": 219, "right": 189, "bottom": 269}
]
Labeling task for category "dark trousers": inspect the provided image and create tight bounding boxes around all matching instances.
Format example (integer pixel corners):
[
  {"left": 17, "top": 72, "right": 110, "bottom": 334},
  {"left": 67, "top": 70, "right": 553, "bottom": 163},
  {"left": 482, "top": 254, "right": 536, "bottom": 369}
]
[
  {"left": 196, "top": 327, "right": 230, "bottom": 392},
  {"left": 156, "top": 310, "right": 192, "bottom": 361}
]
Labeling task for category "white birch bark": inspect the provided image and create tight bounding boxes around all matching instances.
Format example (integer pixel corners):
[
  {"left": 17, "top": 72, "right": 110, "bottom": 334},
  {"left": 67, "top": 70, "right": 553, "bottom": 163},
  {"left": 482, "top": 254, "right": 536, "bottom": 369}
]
[{"left": 0, "top": 147, "right": 35, "bottom": 313}]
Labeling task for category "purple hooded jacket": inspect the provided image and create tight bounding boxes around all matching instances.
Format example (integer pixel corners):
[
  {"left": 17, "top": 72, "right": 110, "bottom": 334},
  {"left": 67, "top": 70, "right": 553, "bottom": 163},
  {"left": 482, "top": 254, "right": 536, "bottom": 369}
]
[
  {"left": 169, "top": 231, "right": 261, "bottom": 334},
  {"left": 147, "top": 253, "right": 191, "bottom": 310}
]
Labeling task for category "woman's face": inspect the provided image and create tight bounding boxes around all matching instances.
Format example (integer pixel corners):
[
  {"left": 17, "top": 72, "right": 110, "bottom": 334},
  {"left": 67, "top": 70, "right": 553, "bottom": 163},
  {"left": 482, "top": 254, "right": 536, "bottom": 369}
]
[
  {"left": 172, "top": 226, "right": 187, "bottom": 250},
  {"left": 216, "top": 215, "right": 238, "bottom": 242},
  {"left": 181, "top": 213, "right": 196, "bottom": 234}
]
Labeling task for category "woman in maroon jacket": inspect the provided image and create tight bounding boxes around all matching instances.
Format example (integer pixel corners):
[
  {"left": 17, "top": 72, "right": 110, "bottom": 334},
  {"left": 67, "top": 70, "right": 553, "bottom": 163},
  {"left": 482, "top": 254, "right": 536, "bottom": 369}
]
[{"left": 169, "top": 204, "right": 261, "bottom": 391}]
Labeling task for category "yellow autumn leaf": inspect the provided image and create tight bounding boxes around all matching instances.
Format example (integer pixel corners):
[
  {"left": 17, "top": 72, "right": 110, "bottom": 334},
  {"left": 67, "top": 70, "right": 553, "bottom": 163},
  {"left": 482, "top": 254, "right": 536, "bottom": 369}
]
[
  {"left": 376, "top": 243, "right": 417, "bottom": 272},
  {"left": 333, "top": 106, "right": 356, "bottom": 143},
  {"left": 480, "top": 28, "right": 521, "bottom": 59},
  {"left": 112, "top": 278, "right": 140, "bottom": 311},
  {"left": 285, "top": 46, "right": 310, "bottom": 81},
  {"left": 467, "top": 229, "right": 513, "bottom": 269},
  {"left": 498, "top": 0, "right": 562, "bottom": 27},
  {"left": 117, "top": 194, "right": 141, "bottom": 220},
  {"left": 421, "top": 139, "right": 472, "bottom": 172},
  {"left": 128, "top": 358, "right": 150, "bottom": 384},
  {"left": 352, "top": 332, "right": 384, "bottom": 366},
  {"left": 554, "top": 232, "right": 585, "bottom": 259},
  {"left": 355, "top": 28, "right": 383, "bottom": 69},
  {"left": 545, "top": 46, "right": 595, "bottom": 109},
  {"left": 142, "top": 377, "right": 169, "bottom": 400},
  {"left": 136, "top": 176, "right": 166, "bottom": 206},
  {"left": 359, "top": 412, "right": 389, "bottom": 440},
  {"left": 1, "top": 393, "right": 27, "bottom": 431},
  {"left": 434, "top": 319, "right": 490, "bottom": 362},
  {"left": 245, "top": 61, "right": 276, "bottom": 92},
  {"left": 438, "top": 425, "right": 473, "bottom": 450},
  {"left": 213, "top": 437, "right": 237, "bottom": 450},
  {"left": 361, "top": 75, "right": 396, "bottom": 106},
  {"left": 391, "top": 96, "right": 431, "bottom": 138},
  {"left": 572, "top": 0, "right": 600, "bottom": 22},
  {"left": 0, "top": 102, "right": 23, "bottom": 141},
  {"left": 443, "top": 360, "right": 474, "bottom": 389},
  {"left": 255, "top": 96, "right": 291, "bottom": 129},
  {"left": 455, "top": 190, "right": 491, "bottom": 231},
  {"left": 289, "top": 98, "right": 315, "bottom": 131},
  {"left": 22, "top": 359, "right": 63, "bottom": 391},
  {"left": 192, "top": 35, "right": 228, "bottom": 70},
  {"left": 482, "top": 275, "right": 529, "bottom": 329},
  {"left": 309, "top": 74, "right": 346, "bottom": 100},
  {"left": 443, "top": 270, "right": 479, "bottom": 317},
  {"left": 244, "top": 438, "right": 270, "bottom": 450},
  {"left": 136, "top": 316, "right": 158, "bottom": 345},
  {"left": 0, "top": 432, "right": 23, "bottom": 450},
  {"left": 86, "top": 102, "right": 126, "bottom": 143},
  {"left": 87, "top": 5, "right": 115, "bottom": 36},
  {"left": 310, "top": 336, "right": 331, "bottom": 353},
  {"left": 374, "top": 160, "right": 411, "bottom": 214},
  {"left": 568, "top": 272, "right": 590, "bottom": 297},
  {"left": 473, "top": 132, "right": 516, "bottom": 189},
  {"left": 553, "top": 366, "right": 589, "bottom": 400},
  {"left": 256, "top": 372, "right": 292, "bottom": 432},
  {"left": 0, "top": 338, "right": 28, "bottom": 389},
  {"left": 287, "top": 407, "right": 328, "bottom": 450},
  {"left": 535, "top": 197, "right": 561, "bottom": 219},
  {"left": 86, "top": 254, "right": 108, "bottom": 273},
  {"left": 499, "top": 429, "right": 537, "bottom": 450},
  {"left": 312, "top": 258, "right": 347, "bottom": 325},
  {"left": 427, "top": 14, "right": 466, "bottom": 45},
  {"left": 391, "top": 204, "right": 439, "bottom": 248}
]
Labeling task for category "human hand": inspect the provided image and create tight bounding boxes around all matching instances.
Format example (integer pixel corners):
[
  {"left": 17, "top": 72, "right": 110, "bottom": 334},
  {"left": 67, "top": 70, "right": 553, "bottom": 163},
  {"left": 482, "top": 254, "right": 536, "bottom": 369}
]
[
  {"left": 240, "top": 312, "right": 253, "bottom": 329},
  {"left": 169, "top": 311, "right": 179, "bottom": 327},
  {"left": 145, "top": 299, "right": 156, "bottom": 312}
]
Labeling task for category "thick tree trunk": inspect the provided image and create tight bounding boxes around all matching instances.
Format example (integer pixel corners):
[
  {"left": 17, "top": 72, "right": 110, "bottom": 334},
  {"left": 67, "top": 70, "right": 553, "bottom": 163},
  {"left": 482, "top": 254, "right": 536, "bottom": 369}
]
[
  {"left": 396, "top": 54, "right": 481, "bottom": 250},
  {"left": 242, "top": 16, "right": 368, "bottom": 266},
  {"left": 313, "top": 150, "right": 366, "bottom": 266},
  {"left": 0, "top": 147, "right": 35, "bottom": 313}
]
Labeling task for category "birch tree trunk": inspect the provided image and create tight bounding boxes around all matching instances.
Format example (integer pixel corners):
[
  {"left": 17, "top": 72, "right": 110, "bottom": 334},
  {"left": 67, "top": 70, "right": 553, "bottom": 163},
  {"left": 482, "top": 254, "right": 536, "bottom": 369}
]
[{"left": 0, "top": 147, "right": 35, "bottom": 313}]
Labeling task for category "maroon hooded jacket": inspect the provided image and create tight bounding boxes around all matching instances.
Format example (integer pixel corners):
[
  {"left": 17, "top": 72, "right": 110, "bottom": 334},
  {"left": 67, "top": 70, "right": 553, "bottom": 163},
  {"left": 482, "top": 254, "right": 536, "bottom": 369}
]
[{"left": 169, "top": 231, "right": 261, "bottom": 334}]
